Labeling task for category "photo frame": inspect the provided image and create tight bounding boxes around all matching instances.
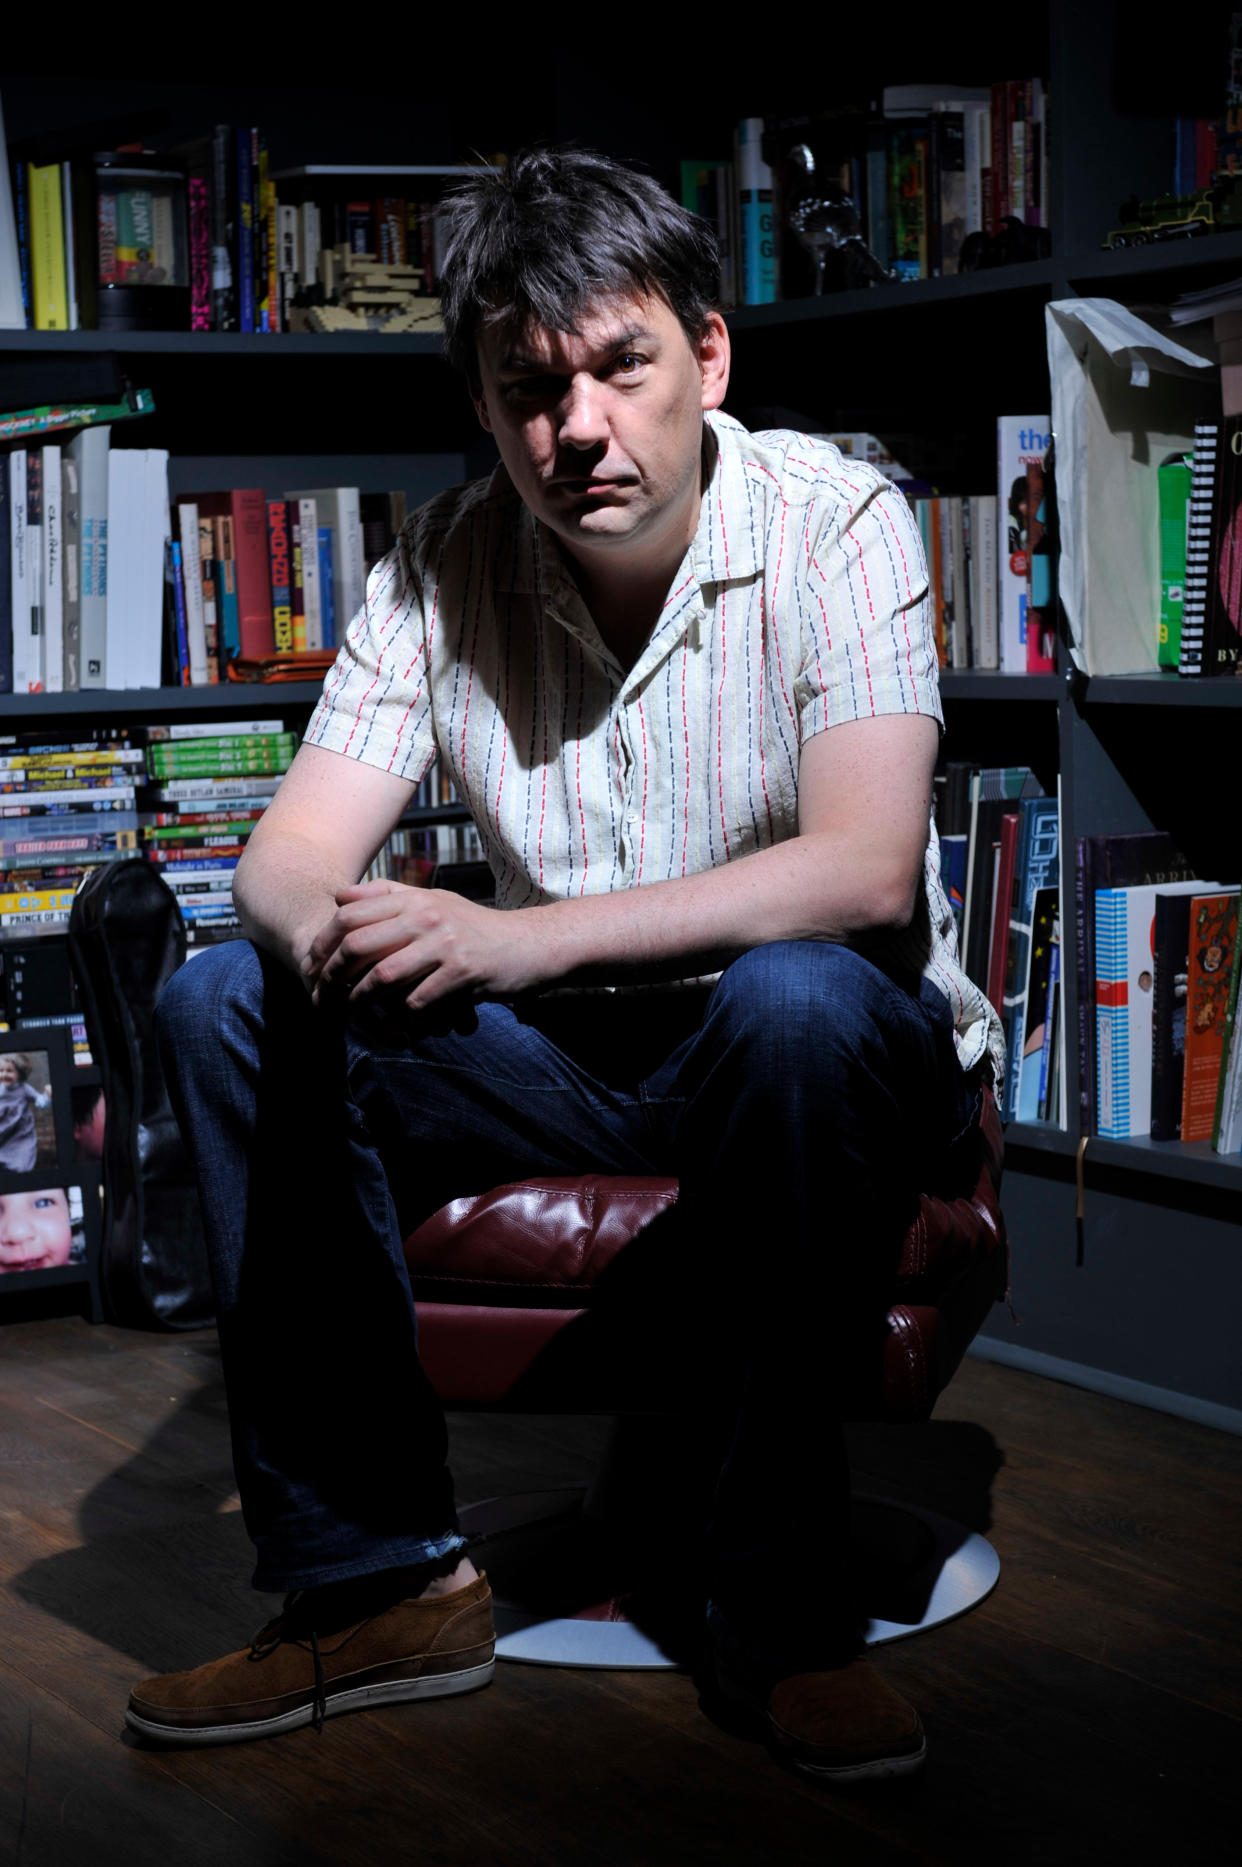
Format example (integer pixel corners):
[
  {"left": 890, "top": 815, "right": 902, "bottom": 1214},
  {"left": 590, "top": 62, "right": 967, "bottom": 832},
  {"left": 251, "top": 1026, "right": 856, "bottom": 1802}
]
[{"left": 0, "top": 1023, "right": 101, "bottom": 1317}]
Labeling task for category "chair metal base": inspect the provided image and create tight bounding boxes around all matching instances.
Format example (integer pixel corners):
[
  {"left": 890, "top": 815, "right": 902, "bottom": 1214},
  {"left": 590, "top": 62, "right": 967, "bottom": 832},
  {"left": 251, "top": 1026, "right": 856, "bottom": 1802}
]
[{"left": 459, "top": 1488, "right": 1000, "bottom": 1669}]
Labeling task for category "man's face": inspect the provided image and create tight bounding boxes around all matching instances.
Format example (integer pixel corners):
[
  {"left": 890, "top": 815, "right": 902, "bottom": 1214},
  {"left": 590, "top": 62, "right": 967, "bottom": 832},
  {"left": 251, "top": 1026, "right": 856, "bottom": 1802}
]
[{"left": 473, "top": 292, "right": 729, "bottom": 574}]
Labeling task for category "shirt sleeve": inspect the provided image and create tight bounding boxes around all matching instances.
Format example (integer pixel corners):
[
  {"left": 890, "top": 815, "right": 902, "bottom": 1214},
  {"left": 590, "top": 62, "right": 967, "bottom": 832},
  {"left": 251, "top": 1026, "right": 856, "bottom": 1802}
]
[
  {"left": 303, "top": 531, "right": 439, "bottom": 783},
  {"left": 794, "top": 468, "right": 942, "bottom": 743}
]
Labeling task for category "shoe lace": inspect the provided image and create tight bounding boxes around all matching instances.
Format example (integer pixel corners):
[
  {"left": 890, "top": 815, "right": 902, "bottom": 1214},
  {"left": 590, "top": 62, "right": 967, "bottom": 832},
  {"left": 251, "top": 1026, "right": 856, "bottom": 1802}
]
[{"left": 248, "top": 1599, "right": 328, "bottom": 1734}]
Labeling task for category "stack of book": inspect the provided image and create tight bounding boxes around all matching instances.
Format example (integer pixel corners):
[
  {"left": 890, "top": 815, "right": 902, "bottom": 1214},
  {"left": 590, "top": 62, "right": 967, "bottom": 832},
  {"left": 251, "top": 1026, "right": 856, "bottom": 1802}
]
[
  {"left": 685, "top": 79, "right": 1050, "bottom": 308},
  {"left": 140, "top": 719, "right": 294, "bottom": 944},
  {"left": 5, "top": 127, "right": 468, "bottom": 335},
  {"left": 0, "top": 729, "right": 142, "bottom": 942},
  {"left": 935, "top": 763, "right": 1062, "bottom": 1126},
  {"left": 1089, "top": 851, "right": 1241, "bottom": 1154}
]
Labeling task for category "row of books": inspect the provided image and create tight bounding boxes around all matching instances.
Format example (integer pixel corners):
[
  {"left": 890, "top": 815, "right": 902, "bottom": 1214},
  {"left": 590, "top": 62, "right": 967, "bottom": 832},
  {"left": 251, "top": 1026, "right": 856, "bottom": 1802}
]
[
  {"left": 1094, "top": 877, "right": 1240, "bottom": 1155},
  {"left": 881, "top": 412, "right": 1052, "bottom": 672},
  {"left": 686, "top": 80, "right": 1050, "bottom": 307},
  {"left": 0, "top": 715, "right": 477, "bottom": 968},
  {"left": 5, "top": 119, "right": 469, "bottom": 334},
  {"left": 935, "top": 763, "right": 1062, "bottom": 1128},
  {"left": 0, "top": 425, "right": 411, "bottom": 690}
]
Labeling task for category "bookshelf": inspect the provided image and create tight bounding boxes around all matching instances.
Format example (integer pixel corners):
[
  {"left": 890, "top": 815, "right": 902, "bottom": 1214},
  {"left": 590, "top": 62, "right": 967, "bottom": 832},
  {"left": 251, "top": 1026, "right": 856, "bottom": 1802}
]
[{"left": 2, "top": 0, "right": 1240, "bottom": 1427}]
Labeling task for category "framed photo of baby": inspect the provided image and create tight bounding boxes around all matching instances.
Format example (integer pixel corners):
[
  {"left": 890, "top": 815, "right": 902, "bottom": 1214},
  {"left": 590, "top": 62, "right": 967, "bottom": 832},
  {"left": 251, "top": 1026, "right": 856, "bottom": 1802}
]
[{"left": 0, "top": 1025, "right": 99, "bottom": 1313}]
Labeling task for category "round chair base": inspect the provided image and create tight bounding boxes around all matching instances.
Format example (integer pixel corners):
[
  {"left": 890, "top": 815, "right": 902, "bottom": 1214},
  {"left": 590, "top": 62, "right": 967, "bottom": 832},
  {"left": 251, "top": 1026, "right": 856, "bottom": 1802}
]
[{"left": 460, "top": 1489, "right": 1000, "bottom": 1670}]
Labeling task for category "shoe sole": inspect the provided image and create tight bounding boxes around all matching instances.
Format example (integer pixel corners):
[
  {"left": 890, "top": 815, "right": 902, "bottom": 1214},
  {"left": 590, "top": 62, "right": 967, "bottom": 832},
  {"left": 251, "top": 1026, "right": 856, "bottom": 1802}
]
[
  {"left": 780, "top": 1734, "right": 928, "bottom": 1784},
  {"left": 714, "top": 1672, "right": 927, "bottom": 1785},
  {"left": 125, "top": 1658, "right": 494, "bottom": 1748}
]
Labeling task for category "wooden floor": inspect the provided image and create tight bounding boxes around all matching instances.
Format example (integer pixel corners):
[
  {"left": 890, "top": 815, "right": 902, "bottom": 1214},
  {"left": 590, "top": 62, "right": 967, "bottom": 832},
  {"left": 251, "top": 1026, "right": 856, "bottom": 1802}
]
[{"left": 0, "top": 1314, "right": 1238, "bottom": 1867}]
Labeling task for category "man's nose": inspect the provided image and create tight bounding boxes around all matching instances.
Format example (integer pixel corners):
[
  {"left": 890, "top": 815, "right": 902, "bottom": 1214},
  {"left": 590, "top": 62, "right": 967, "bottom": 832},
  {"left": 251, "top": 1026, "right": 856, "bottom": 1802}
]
[{"left": 557, "top": 376, "right": 608, "bottom": 450}]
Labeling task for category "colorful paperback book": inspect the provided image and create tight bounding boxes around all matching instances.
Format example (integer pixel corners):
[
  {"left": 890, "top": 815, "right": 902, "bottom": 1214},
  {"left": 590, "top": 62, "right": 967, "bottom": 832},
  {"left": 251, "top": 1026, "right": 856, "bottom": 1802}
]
[
  {"left": 1095, "top": 878, "right": 1208, "bottom": 1139},
  {"left": 1015, "top": 886, "right": 1058, "bottom": 1121},
  {"left": 997, "top": 416, "right": 1051, "bottom": 673},
  {"left": 1001, "top": 794, "right": 1058, "bottom": 1123},
  {"left": 1212, "top": 912, "right": 1242, "bottom": 1153},
  {"left": 0, "top": 389, "right": 155, "bottom": 446},
  {"left": 1181, "top": 891, "right": 1239, "bottom": 1142}
]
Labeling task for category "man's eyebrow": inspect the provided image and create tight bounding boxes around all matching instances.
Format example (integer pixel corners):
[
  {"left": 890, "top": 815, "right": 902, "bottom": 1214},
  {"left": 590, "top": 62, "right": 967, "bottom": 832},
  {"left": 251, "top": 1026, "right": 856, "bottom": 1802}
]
[{"left": 496, "top": 326, "right": 657, "bottom": 372}]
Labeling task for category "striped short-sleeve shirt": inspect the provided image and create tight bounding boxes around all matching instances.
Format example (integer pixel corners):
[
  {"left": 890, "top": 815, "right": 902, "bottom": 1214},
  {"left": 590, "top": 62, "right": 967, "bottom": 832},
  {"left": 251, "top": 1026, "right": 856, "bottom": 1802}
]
[{"left": 306, "top": 411, "right": 1004, "bottom": 1086}]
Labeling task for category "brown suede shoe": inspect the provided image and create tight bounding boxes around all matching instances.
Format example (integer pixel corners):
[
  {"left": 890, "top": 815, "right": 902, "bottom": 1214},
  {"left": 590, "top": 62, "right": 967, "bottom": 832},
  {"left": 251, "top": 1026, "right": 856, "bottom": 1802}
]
[
  {"left": 717, "top": 1656, "right": 927, "bottom": 1785},
  {"left": 126, "top": 1573, "right": 495, "bottom": 1747}
]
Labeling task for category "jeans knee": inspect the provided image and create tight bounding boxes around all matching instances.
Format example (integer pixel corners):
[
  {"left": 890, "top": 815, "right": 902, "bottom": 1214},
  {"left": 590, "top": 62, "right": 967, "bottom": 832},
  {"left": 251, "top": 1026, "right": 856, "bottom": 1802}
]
[
  {"left": 155, "top": 939, "right": 264, "bottom": 1056},
  {"left": 711, "top": 941, "right": 893, "bottom": 1059}
]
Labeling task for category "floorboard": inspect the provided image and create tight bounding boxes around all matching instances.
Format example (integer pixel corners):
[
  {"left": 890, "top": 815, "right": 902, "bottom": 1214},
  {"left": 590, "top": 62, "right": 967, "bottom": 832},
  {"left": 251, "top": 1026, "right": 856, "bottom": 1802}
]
[{"left": 1, "top": 1316, "right": 1238, "bottom": 1865}]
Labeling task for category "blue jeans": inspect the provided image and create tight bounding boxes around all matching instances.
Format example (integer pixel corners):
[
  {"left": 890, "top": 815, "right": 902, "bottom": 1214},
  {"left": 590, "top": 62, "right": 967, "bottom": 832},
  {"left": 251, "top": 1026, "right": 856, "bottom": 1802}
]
[{"left": 157, "top": 937, "right": 977, "bottom": 1675}]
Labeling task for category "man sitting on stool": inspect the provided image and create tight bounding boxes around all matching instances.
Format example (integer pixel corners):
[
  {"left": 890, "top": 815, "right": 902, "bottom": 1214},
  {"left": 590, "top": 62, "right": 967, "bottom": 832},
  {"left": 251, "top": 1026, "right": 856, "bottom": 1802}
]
[{"left": 131, "top": 144, "right": 1002, "bottom": 1784}]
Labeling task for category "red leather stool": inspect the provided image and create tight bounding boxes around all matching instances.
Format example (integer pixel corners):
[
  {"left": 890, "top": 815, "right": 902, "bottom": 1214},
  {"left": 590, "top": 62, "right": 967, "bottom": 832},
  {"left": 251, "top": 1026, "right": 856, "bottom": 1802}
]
[{"left": 404, "top": 1087, "right": 1007, "bottom": 1667}]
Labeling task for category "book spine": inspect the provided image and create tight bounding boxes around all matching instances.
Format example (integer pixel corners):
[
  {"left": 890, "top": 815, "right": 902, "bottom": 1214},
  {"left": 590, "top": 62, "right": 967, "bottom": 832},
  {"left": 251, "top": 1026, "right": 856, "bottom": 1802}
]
[
  {"left": 215, "top": 514, "right": 241, "bottom": 663},
  {"left": 1095, "top": 889, "right": 1128, "bottom": 1138},
  {"left": 169, "top": 539, "right": 190, "bottom": 686},
  {"left": 1157, "top": 455, "right": 1192, "bottom": 669},
  {"left": 11, "top": 155, "right": 33, "bottom": 326},
  {"left": 267, "top": 500, "right": 293, "bottom": 652},
  {"left": 1179, "top": 425, "right": 1217, "bottom": 677},
  {"left": 72, "top": 425, "right": 109, "bottom": 690},
  {"left": 28, "top": 162, "right": 69, "bottom": 330},
  {"left": 211, "top": 125, "right": 236, "bottom": 331},
  {"left": 177, "top": 503, "right": 208, "bottom": 685},
  {"left": 60, "top": 450, "right": 80, "bottom": 689},
  {"left": 318, "top": 528, "right": 336, "bottom": 644},
  {"left": 989, "top": 82, "right": 1009, "bottom": 228},
  {"left": 1212, "top": 910, "right": 1242, "bottom": 1151},
  {"left": 1182, "top": 893, "right": 1239, "bottom": 1141},
  {"left": 23, "top": 447, "right": 43, "bottom": 693},
  {"left": 220, "top": 490, "right": 275, "bottom": 659},
  {"left": 197, "top": 515, "right": 220, "bottom": 682},
  {"left": 1149, "top": 892, "right": 1190, "bottom": 1140},
  {"left": 236, "top": 128, "right": 255, "bottom": 334},
  {"left": 1204, "top": 415, "right": 1242, "bottom": 675},
  {"left": 0, "top": 456, "right": 10, "bottom": 695},
  {"left": 41, "top": 444, "right": 63, "bottom": 693},
  {"left": 296, "top": 498, "right": 321, "bottom": 649},
  {"left": 286, "top": 501, "right": 306, "bottom": 651},
  {"left": 736, "top": 118, "right": 776, "bottom": 305}
]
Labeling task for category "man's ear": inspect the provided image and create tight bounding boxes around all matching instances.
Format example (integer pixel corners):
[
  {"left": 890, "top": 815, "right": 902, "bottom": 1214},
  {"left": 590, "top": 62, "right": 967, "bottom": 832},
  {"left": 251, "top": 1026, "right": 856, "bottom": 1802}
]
[
  {"left": 472, "top": 383, "right": 494, "bottom": 433},
  {"left": 698, "top": 311, "right": 731, "bottom": 413}
]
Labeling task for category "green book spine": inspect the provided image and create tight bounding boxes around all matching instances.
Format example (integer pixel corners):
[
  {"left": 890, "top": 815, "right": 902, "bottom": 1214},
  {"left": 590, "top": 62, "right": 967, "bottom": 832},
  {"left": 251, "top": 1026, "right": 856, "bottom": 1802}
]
[{"left": 1158, "top": 455, "right": 1192, "bottom": 669}]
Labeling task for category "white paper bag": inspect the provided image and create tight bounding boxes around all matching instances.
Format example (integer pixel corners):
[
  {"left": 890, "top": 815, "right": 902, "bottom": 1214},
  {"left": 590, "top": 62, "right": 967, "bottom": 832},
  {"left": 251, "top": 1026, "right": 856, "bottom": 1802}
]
[{"left": 1045, "top": 299, "right": 1216, "bottom": 676}]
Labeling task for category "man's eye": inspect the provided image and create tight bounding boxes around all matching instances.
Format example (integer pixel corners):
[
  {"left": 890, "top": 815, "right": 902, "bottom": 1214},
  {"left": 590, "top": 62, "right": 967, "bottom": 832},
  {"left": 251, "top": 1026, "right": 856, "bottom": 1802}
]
[{"left": 614, "top": 354, "right": 644, "bottom": 376}]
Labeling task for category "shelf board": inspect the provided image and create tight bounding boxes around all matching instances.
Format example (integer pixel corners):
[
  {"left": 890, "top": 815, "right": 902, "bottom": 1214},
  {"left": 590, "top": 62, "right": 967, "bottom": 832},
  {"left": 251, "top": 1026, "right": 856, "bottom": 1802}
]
[
  {"left": 1004, "top": 1121, "right": 1242, "bottom": 1189},
  {"left": 726, "top": 258, "right": 1059, "bottom": 332},
  {"left": 0, "top": 684, "right": 324, "bottom": 717},
  {"left": 1084, "top": 1134, "right": 1242, "bottom": 1190},
  {"left": 1003, "top": 1120, "right": 1077, "bottom": 1157},
  {"left": 1083, "top": 670, "right": 1242, "bottom": 707},
  {"left": 0, "top": 329, "right": 447, "bottom": 360},
  {"left": 940, "top": 671, "right": 1061, "bottom": 701},
  {"left": 1062, "top": 228, "right": 1242, "bottom": 286}
]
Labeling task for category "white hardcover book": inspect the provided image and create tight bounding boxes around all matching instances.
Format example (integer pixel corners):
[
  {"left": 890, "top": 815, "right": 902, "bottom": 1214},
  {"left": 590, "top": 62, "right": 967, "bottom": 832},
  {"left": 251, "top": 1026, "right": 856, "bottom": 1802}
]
[
  {"left": 9, "top": 449, "right": 30, "bottom": 692},
  {"left": 134, "top": 450, "right": 170, "bottom": 687},
  {"left": 285, "top": 486, "right": 364, "bottom": 643},
  {"left": 969, "top": 495, "right": 999, "bottom": 668},
  {"left": 177, "top": 500, "right": 209, "bottom": 685},
  {"left": 106, "top": 448, "right": 142, "bottom": 690},
  {"left": 41, "top": 443, "right": 63, "bottom": 692},
  {"left": 61, "top": 448, "right": 80, "bottom": 689},
  {"left": 997, "top": 414, "right": 1051, "bottom": 672},
  {"left": 70, "top": 424, "right": 110, "bottom": 688},
  {"left": 962, "top": 102, "right": 989, "bottom": 238},
  {"left": 296, "top": 497, "right": 322, "bottom": 648}
]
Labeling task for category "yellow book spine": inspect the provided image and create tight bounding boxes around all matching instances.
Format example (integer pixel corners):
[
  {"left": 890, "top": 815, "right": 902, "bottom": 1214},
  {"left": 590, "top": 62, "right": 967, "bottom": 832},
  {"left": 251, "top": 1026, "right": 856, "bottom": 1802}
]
[{"left": 29, "top": 163, "right": 69, "bottom": 330}]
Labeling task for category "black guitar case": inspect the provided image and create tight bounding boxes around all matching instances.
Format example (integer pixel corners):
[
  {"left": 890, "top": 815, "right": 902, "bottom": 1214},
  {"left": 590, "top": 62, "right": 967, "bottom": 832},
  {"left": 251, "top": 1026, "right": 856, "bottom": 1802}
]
[{"left": 67, "top": 861, "right": 214, "bottom": 1329}]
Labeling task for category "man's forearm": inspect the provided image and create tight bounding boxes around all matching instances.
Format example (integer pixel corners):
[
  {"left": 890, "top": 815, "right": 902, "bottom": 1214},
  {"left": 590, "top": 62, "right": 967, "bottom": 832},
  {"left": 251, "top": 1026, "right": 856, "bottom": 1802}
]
[
  {"left": 512, "top": 827, "right": 919, "bottom": 991},
  {"left": 232, "top": 832, "right": 351, "bottom": 979}
]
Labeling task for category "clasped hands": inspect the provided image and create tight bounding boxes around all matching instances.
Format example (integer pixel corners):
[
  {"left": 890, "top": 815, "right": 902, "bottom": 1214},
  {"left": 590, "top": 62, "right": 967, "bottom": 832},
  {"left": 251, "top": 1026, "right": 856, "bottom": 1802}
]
[{"left": 300, "top": 880, "right": 547, "bottom": 1016}]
